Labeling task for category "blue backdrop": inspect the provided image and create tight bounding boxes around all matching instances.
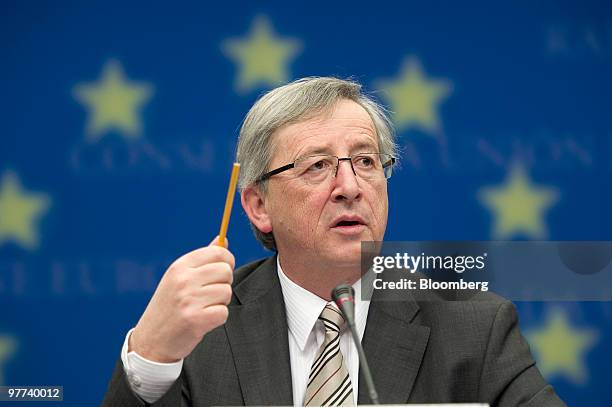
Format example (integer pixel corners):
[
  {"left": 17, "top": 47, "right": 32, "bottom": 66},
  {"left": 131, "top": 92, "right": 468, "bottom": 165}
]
[{"left": 1, "top": 0, "right": 611, "bottom": 405}]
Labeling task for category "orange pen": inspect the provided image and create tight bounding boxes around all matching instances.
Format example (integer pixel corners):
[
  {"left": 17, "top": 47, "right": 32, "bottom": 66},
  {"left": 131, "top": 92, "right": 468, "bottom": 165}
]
[{"left": 218, "top": 163, "right": 241, "bottom": 247}]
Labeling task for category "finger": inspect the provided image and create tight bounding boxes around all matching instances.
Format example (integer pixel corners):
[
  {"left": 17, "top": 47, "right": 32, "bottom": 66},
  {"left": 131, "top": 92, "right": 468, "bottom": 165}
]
[
  {"left": 198, "top": 283, "right": 233, "bottom": 308},
  {"left": 176, "top": 245, "right": 235, "bottom": 269},
  {"left": 191, "top": 262, "right": 233, "bottom": 286},
  {"left": 209, "top": 235, "right": 229, "bottom": 249},
  {"left": 200, "top": 304, "right": 229, "bottom": 328}
]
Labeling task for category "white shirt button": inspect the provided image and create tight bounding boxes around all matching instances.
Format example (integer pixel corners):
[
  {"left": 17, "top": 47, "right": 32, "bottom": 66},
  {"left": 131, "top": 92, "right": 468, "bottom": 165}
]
[{"left": 127, "top": 372, "right": 142, "bottom": 388}]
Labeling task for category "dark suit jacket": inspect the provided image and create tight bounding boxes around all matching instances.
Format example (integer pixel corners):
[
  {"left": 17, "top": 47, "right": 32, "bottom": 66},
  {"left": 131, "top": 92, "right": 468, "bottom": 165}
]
[{"left": 102, "top": 256, "right": 565, "bottom": 406}]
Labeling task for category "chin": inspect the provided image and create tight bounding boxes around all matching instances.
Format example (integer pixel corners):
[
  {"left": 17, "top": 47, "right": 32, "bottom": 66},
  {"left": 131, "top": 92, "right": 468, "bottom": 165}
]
[{"left": 323, "top": 245, "right": 362, "bottom": 267}]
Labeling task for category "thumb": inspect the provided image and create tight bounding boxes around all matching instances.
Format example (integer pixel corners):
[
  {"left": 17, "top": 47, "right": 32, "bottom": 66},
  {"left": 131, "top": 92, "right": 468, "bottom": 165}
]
[{"left": 210, "top": 235, "right": 229, "bottom": 249}]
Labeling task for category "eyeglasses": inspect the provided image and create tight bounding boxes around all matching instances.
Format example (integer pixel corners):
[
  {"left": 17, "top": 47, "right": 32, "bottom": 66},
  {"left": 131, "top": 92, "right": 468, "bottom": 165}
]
[{"left": 255, "top": 153, "right": 396, "bottom": 185}]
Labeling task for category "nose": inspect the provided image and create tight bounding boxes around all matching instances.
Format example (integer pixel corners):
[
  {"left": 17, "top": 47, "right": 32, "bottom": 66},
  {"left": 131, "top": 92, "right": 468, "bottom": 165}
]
[{"left": 331, "top": 159, "right": 361, "bottom": 202}]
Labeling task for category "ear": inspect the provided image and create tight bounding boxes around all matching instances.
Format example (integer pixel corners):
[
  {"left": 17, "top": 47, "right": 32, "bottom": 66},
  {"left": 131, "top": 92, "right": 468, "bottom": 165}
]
[{"left": 241, "top": 184, "right": 273, "bottom": 233}]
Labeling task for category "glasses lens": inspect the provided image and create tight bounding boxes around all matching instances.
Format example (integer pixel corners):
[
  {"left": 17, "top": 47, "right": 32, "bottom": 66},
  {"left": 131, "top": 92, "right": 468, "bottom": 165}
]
[
  {"left": 295, "top": 155, "right": 337, "bottom": 184},
  {"left": 381, "top": 154, "right": 394, "bottom": 179},
  {"left": 352, "top": 153, "right": 394, "bottom": 179}
]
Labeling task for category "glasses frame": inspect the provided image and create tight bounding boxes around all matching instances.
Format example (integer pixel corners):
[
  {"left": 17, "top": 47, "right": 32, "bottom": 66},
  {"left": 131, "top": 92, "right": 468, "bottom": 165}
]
[{"left": 254, "top": 152, "right": 396, "bottom": 184}]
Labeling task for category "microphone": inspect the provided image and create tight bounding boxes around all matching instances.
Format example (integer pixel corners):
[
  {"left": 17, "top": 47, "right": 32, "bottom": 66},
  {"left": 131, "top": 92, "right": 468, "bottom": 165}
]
[
  {"left": 332, "top": 284, "right": 380, "bottom": 405},
  {"left": 331, "top": 284, "right": 356, "bottom": 325}
]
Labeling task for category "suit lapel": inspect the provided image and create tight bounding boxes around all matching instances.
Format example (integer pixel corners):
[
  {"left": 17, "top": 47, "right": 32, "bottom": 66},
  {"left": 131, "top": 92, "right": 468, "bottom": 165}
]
[
  {"left": 224, "top": 256, "right": 430, "bottom": 405},
  {"left": 357, "top": 295, "right": 430, "bottom": 404},
  {"left": 224, "top": 256, "right": 294, "bottom": 406}
]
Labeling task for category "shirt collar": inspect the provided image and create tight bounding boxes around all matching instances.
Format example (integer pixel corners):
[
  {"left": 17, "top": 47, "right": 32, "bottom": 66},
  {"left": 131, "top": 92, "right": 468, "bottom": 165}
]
[
  {"left": 277, "top": 256, "right": 326, "bottom": 351},
  {"left": 276, "top": 256, "right": 370, "bottom": 351}
]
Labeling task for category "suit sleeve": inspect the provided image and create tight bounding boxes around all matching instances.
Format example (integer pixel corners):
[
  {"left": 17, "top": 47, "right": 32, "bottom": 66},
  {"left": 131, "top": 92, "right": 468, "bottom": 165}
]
[
  {"left": 477, "top": 301, "right": 567, "bottom": 407},
  {"left": 100, "top": 358, "right": 190, "bottom": 407}
]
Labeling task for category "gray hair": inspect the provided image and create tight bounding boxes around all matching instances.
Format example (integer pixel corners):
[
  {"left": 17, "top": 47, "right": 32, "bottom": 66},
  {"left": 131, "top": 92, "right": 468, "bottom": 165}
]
[{"left": 236, "top": 76, "right": 397, "bottom": 251}]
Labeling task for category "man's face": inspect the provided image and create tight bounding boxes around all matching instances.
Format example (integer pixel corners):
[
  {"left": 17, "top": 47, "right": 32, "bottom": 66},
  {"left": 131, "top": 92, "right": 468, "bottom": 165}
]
[{"left": 264, "top": 99, "right": 389, "bottom": 268}]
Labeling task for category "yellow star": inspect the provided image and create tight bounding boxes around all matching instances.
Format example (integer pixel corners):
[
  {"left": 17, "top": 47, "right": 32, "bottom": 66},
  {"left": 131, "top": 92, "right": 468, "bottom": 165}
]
[
  {"left": 0, "top": 335, "right": 17, "bottom": 386},
  {"left": 222, "top": 15, "right": 302, "bottom": 93},
  {"left": 478, "top": 165, "right": 559, "bottom": 239},
  {"left": 0, "top": 171, "right": 51, "bottom": 250},
  {"left": 526, "top": 308, "right": 598, "bottom": 384},
  {"left": 377, "top": 57, "right": 453, "bottom": 136},
  {"left": 73, "top": 60, "right": 154, "bottom": 141}
]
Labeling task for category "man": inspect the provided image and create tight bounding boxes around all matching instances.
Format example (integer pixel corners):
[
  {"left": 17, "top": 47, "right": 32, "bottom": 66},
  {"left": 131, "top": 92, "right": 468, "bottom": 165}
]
[{"left": 102, "top": 77, "right": 565, "bottom": 406}]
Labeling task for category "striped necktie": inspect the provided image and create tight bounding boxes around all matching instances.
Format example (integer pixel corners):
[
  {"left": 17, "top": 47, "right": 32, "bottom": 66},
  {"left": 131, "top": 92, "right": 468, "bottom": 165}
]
[{"left": 304, "top": 303, "right": 354, "bottom": 406}]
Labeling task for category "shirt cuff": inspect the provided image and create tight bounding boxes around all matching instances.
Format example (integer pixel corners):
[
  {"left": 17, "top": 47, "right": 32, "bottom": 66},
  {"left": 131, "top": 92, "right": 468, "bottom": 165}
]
[{"left": 120, "top": 328, "right": 183, "bottom": 404}]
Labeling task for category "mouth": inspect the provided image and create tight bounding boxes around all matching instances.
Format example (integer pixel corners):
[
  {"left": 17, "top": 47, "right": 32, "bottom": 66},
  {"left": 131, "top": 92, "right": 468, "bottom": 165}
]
[
  {"left": 331, "top": 216, "right": 367, "bottom": 235},
  {"left": 335, "top": 220, "right": 362, "bottom": 227}
]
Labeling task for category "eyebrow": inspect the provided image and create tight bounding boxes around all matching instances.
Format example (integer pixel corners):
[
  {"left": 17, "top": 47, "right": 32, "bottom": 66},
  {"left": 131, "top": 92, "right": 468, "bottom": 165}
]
[{"left": 296, "top": 140, "right": 379, "bottom": 158}]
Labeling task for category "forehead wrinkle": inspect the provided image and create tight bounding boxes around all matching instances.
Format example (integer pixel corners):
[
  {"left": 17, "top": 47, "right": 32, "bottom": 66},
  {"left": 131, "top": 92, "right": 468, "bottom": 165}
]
[{"left": 288, "top": 123, "right": 377, "bottom": 160}]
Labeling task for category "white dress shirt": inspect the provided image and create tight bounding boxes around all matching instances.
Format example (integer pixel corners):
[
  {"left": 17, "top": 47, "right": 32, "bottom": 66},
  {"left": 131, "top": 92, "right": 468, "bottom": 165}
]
[
  {"left": 277, "top": 257, "right": 370, "bottom": 406},
  {"left": 121, "top": 256, "right": 370, "bottom": 405}
]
